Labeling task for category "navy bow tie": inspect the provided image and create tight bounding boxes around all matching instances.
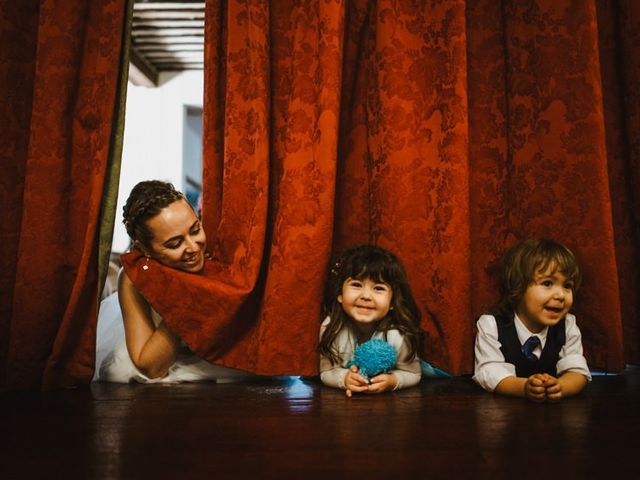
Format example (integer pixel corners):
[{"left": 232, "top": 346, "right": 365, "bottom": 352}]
[{"left": 523, "top": 336, "right": 541, "bottom": 362}]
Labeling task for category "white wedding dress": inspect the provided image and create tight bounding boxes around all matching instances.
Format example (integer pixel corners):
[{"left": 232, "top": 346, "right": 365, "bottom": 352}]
[{"left": 94, "top": 292, "right": 253, "bottom": 384}]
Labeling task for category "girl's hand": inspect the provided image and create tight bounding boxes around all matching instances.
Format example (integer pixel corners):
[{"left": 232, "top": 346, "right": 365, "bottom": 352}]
[
  {"left": 366, "top": 373, "right": 398, "bottom": 394},
  {"left": 524, "top": 374, "right": 547, "bottom": 402},
  {"left": 344, "top": 365, "right": 369, "bottom": 397}
]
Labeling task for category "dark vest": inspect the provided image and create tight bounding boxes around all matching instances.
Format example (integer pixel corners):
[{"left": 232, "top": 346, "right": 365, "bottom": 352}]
[{"left": 495, "top": 315, "right": 566, "bottom": 378}]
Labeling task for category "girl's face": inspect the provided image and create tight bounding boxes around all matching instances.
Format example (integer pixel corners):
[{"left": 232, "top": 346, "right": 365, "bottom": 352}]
[
  {"left": 140, "top": 199, "right": 207, "bottom": 273},
  {"left": 338, "top": 277, "right": 392, "bottom": 326},
  {"left": 516, "top": 266, "right": 574, "bottom": 333}
]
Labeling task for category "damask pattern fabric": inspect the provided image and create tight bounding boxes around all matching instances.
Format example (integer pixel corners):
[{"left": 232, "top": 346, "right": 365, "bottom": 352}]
[
  {"left": 2, "top": 0, "right": 639, "bottom": 388},
  {"left": 127, "top": 0, "right": 639, "bottom": 377},
  {"left": 0, "top": 0, "right": 129, "bottom": 389}
]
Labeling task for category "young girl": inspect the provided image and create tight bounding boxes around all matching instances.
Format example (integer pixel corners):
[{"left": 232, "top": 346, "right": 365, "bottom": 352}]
[
  {"left": 318, "top": 245, "right": 425, "bottom": 396},
  {"left": 473, "top": 238, "right": 591, "bottom": 402}
]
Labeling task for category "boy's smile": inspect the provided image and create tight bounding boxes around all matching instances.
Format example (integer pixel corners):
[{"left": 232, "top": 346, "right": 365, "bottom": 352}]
[{"left": 516, "top": 267, "right": 574, "bottom": 333}]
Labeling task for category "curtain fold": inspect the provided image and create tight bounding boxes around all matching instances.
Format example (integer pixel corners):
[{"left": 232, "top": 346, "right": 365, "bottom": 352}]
[
  {"left": 3, "top": 0, "right": 639, "bottom": 389},
  {"left": 0, "top": 0, "right": 129, "bottom": 389},
  {"left": 126, "top": 0, "right": 639, "bottom": 376}
]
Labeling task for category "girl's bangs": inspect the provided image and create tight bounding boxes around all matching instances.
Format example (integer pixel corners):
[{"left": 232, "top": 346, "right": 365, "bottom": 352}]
[{"left": 348, "top": 258, "right": 391, "bottom": 284}]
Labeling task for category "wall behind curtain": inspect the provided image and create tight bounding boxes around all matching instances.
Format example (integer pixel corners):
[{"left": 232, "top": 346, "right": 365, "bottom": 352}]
[
  {"left": 0, "top": 0, "right": 129, "bottom": 389},
  {"left": 126, "top": 0, "right": 638, "bottom": 377}
]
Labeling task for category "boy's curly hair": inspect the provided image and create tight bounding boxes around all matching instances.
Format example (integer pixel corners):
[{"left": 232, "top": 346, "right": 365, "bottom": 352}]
[{"left": 490, "top": 238, "right": 581, "bottom": 320}]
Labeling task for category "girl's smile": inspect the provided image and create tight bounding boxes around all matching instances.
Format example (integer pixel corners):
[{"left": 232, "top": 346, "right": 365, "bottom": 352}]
[{"left": 338, "top": 277, "right": 392, "bottom": 326}]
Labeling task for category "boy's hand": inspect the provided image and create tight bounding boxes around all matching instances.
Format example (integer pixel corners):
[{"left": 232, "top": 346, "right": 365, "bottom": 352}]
[
  {"left": 524, "top": 373, "right": 547, "bottom": 402},
  {"left": 366, "top": 373, "right": 398, "bottom": 394},
  {"left": 344, "top": 365, "right": 369, "bottom": 397},
  {"left": 542, "top": 374, "right": 562, "bottom": 402}
]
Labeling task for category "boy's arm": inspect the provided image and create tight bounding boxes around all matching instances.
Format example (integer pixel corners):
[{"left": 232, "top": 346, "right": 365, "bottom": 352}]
[
  {"left": 473, "top": 315, "right": 517, "bottom": 391},
  {"left": 495, "top": 374, "right": 547, "bottom": 402},
  {"left": 545, "top": 371, "right": 588, "bottom": 401},
  {"left": 556, "top": 313, "right": 592, "bottom": 381}
]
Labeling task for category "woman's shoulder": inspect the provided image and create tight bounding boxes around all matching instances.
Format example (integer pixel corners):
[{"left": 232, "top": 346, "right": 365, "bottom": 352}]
[
  {"left": 117, "top": 266, "right": 152, "bottom": 310},
  {"left": 117, "top": 267, "right": 133, "bottom": 290}
]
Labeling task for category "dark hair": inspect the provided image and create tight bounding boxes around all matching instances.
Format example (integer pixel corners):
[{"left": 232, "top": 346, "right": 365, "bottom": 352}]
[
  {"left": 318, "top": 245, "right": 425, "bottom": 365},
  {"left": 122, "top": 180, "right": 187, "bottom": 248},
  {"left": 489, "top": 238, "right": 581, "bottom": 320}
]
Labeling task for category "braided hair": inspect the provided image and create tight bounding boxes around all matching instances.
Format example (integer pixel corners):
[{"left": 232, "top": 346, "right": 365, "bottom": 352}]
[{"left": 122, "top": 180, "right": 187, "bottom": 249}]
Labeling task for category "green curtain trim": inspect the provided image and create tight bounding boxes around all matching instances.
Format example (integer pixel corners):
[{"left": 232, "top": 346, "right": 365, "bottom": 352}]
[{"left": 96, "top": 0, "right": 134, "bottom": 301}]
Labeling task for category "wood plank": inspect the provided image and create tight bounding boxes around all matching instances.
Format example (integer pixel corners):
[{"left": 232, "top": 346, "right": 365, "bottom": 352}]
[
  {"left": 136, "top": 44, "right": 203, "bottom": 51},
  {"left": 134, "top": 2, "right": 205, "bottom": 10},
  {"left": 132, "top": 28, "right": 204, "bottom": 36},
  {"left": 1, "top": 372, "right": 640, "bottom": 478},
  {"left": 133, "top": 11, "right": 204, "bottom": 19},
  {"left": 129, "top": 47, "right": 158, "bottom": 86},
  {"left": 132, "top": 19, "right": 205, "bottom": 28}
]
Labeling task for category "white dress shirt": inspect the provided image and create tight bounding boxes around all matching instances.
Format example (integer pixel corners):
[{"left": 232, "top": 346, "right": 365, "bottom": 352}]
[{"left": 473, "top": 312, "right": 591, "bottom": 392}]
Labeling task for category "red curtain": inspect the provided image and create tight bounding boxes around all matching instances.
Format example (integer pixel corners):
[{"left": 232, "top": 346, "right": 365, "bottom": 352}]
[
  {"left": 3, "top": 0, "right": 639, "bottom": 389},
  {"left": 125, "top": 0, "right": 639, "bottom": 377},
  {"left": 0, "top": 0, "right": 129, "bottom": 389}
]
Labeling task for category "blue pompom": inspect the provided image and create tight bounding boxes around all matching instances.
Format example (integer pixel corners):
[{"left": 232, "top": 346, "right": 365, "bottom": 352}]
[{"left": 346, "top": 339, "right": 397, "bottom": 380}]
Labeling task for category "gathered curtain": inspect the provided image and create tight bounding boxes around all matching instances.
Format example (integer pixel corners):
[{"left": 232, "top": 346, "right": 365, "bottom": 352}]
[
  {"left": 2, "top": 0, "right": 638, "bottom": 389},
  {"left": 127, "top": 0, "right": 639, "bottom": 377},
  {"left": 0, "top": 0, "right": 130, "bottom": 389}
]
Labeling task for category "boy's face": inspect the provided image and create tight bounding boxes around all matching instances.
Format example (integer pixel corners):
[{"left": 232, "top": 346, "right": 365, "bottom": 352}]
[{"left": 516, "top": 266, "right": 574, "bottom": 333}]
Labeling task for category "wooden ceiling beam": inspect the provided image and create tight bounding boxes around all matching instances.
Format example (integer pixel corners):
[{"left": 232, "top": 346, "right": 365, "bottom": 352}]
[
  {"left": 136, "top": 44, "right": 203, "bottom": 51},
  {"left": 132, "top": 19, "right": 204, "bottom": 28},
  {"left": 130, "top": 1, "right": 205, "bottom": 80},
  {"left": 132, "top": 28, "right": 204, "bottom": 36},
  {"left": 133, "top": 35, "right": 203, "bottom": 44},
  {"left": 134, "top": 2, "right": 205, "bottom": 10},
  {"left": 133, "top": 11, "right": 204, "bottom": 19},
  {"left": 129, "top": 47, "right": 158, "bottom": 87}
]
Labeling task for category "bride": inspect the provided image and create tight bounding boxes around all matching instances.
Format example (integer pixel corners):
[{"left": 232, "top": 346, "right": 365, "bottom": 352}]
[{"left": 94, "top": 180, "right": 251, "bottom": 383}]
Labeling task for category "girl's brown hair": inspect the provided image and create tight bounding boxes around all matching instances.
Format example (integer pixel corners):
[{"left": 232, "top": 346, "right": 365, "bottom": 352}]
[{"left": 318, "top": 245, "right": 425, "bottom": 365}]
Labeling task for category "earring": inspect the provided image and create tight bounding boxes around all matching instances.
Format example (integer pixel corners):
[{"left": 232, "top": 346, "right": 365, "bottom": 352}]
[{"left": 142, "top": 256, "right": 150, "bottom": 271}]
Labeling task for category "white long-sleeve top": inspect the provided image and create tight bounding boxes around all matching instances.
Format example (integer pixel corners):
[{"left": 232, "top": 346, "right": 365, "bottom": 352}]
[
  {"left": 319, "top": 317, "right": 422, "bottom": 390},
  {"left": 473, "top": 312, "right": 592, "bottom": 392}
]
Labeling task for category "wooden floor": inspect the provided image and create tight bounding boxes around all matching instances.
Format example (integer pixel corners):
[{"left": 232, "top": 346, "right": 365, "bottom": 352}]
[{"left": 2, "top": 368, "right": 639, "bottom": 479}]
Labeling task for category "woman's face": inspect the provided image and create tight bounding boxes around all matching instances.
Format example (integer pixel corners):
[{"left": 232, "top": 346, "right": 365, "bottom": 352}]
[{"left": 141, "top": 199, "right": 207, "bottom": 273}]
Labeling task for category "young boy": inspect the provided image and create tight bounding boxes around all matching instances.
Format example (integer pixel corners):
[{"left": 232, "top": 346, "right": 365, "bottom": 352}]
[{"left": 473, "top": 238, "right": 591, "bottom": 402}]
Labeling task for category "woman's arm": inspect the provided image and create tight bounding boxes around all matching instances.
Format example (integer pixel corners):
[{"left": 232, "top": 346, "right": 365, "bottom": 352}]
[{"left": 118, "top": 270, "right": 180, "bottom": 378}]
